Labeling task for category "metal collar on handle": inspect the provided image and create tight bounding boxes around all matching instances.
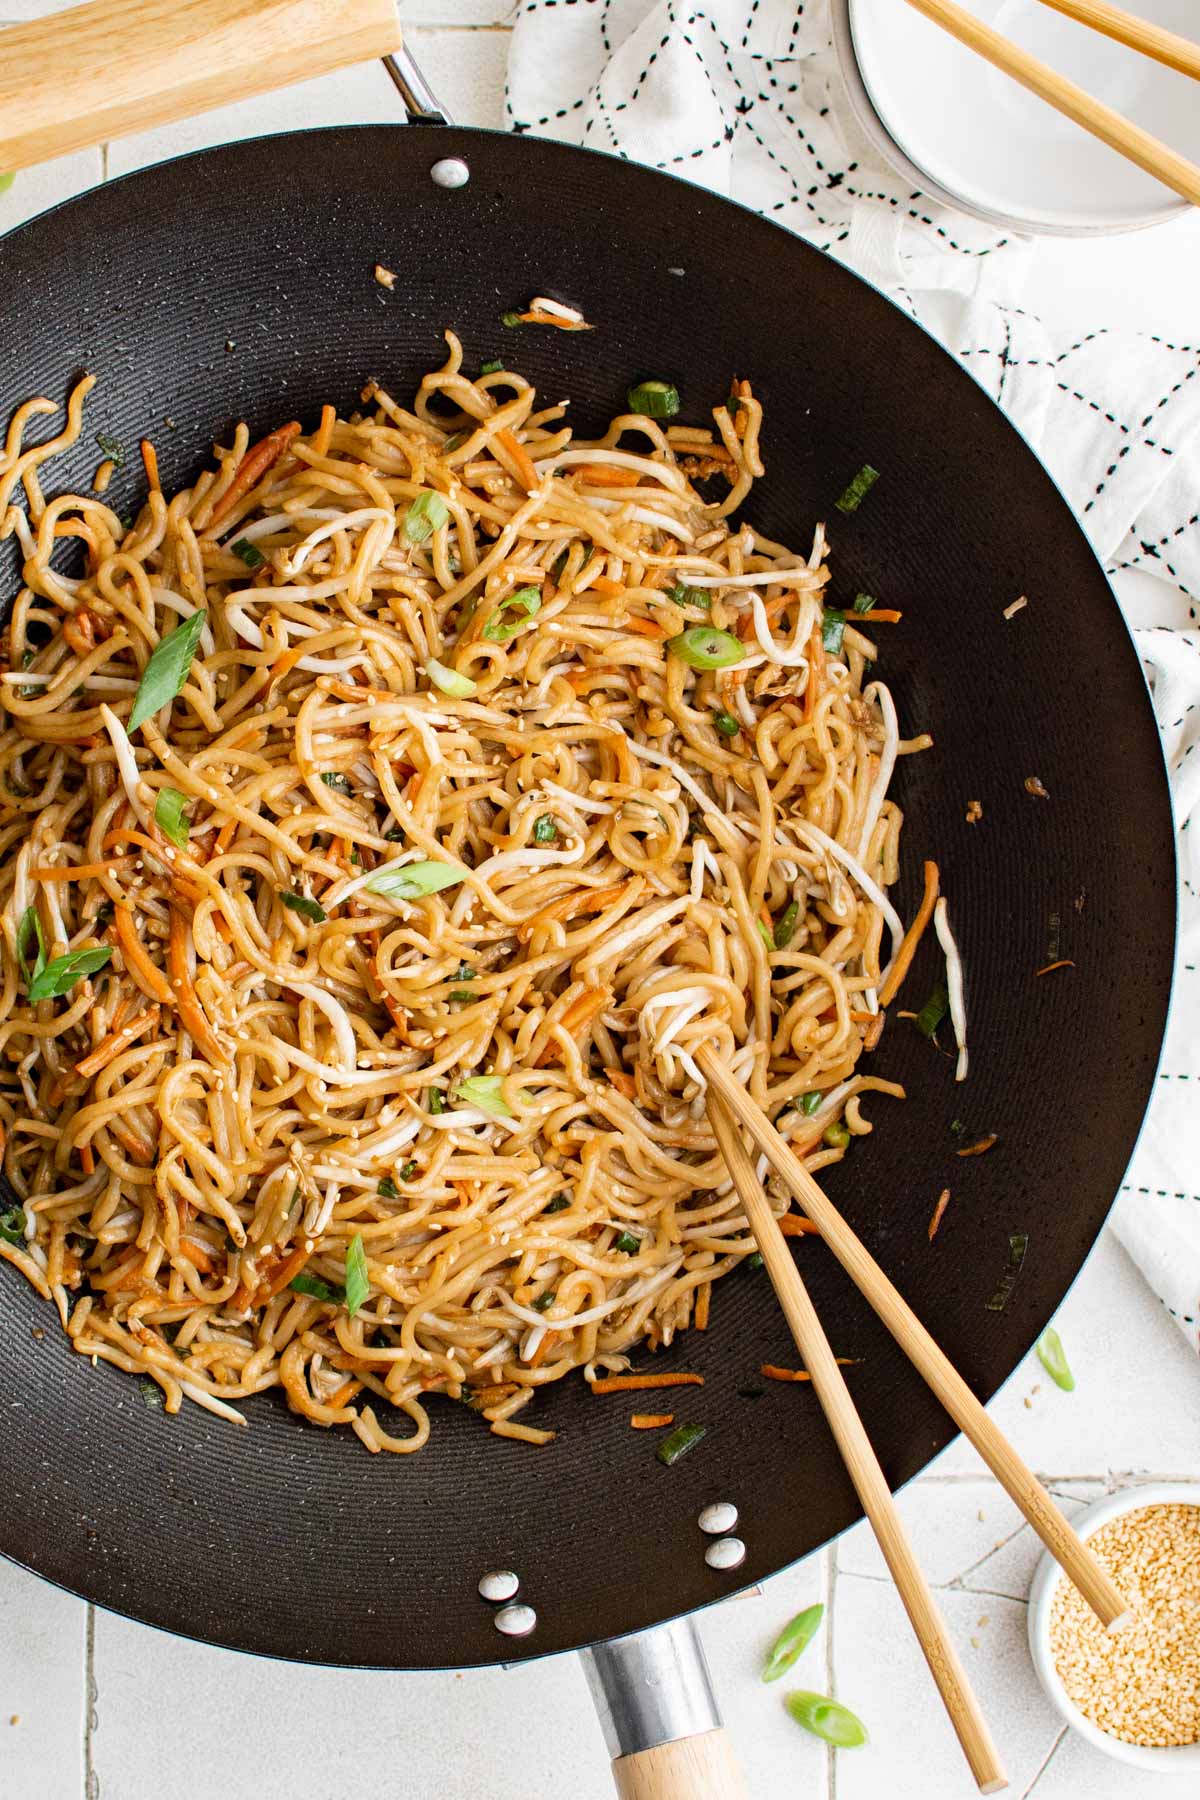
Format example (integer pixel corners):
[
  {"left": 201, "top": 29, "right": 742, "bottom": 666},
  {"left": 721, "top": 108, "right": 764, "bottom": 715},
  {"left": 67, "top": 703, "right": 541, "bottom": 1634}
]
[
  {"left": 580, "top": 1617, "right": 724, "bottom": 1759},
  {"left": 383, "top": 46, "right": 453, "bottom": 125}
]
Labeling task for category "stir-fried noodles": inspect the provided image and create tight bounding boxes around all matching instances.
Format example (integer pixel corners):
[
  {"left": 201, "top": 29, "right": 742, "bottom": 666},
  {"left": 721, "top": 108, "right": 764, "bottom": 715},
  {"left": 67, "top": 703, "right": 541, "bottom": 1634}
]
[{"left": 0, "top": 334, "right": 928, "bottom": 1452}]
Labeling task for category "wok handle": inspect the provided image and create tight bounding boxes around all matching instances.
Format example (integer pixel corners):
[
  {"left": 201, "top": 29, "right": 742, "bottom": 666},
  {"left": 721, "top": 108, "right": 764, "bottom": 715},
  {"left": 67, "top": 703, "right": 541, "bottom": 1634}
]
[
  {"left": 581, "top": 1618, "right": 747, "bottom": 1800},
  {"left": 0, "top": 0, "right": 403, "bottom": 173}
]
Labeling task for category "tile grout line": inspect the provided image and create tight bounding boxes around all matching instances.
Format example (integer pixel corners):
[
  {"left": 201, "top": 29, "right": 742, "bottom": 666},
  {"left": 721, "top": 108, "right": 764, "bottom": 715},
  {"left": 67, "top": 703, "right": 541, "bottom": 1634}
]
[
  {"left": 825, "top": 1542, "right": 837, "bottom": 1800},
  {"left": 83, "top": 1603, "right": 96, "bottom": 1800}
]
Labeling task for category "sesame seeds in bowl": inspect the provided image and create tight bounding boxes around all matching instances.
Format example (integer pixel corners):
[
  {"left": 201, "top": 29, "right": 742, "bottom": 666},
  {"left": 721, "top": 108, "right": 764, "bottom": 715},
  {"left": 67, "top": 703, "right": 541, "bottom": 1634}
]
[{"left": 1028, "top": 1484, "right": 1200, "bottom": 1770}]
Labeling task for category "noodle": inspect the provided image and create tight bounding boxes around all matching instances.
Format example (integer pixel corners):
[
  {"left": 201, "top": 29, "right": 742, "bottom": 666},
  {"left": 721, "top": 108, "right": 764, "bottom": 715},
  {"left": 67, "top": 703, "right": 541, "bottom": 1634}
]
[{"left": 0, "top": 333, "right": 919, "bottom": 1452}]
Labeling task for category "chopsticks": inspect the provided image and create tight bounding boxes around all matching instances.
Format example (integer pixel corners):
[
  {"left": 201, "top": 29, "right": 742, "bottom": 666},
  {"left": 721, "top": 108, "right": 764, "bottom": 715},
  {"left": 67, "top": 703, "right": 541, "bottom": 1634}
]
[
  {"left": 1034, "top": 0, "right": 1200, "bottom": 81},
  {"left": 901, "top": 0, "right": 1200, "bottom": 208},
  {"left": 707, "top": 1094, "right": 1009, "bottom": 1794},
  {"left": 696, "top": 1046, "right": 1132, "bottom": 1632}
]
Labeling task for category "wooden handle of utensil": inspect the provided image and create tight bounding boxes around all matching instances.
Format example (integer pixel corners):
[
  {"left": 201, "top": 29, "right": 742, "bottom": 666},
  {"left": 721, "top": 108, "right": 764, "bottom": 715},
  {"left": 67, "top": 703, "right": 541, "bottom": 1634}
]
[
  {"left": 902, "top": 0, "right": 1200, "bottom": 206},
  {"left": 610, "top": 1729, "right": 746, "bottom": 1800},
  {"left": 1034, "top": 0, "right": 1200, "bottom": 81},
  {"left": 0, "top": 0, "right": 402, "bottom": 173},
  {"left": 708, "top": 1098, "right": 1008, "bottom": 1795},
  {"left": 696, "top": 1047, "right": 1133, "bottom": 1633}
]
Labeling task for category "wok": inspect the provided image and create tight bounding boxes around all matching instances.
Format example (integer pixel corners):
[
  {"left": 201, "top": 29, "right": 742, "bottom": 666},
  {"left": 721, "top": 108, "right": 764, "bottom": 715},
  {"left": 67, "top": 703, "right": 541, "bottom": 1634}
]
[{"left": 0, "top": 4, "right": 1175, "bottom": 1792}]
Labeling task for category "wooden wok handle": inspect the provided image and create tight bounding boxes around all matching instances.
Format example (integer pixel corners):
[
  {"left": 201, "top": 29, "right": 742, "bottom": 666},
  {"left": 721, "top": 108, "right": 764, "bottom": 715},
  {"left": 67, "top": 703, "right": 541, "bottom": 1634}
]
[
  {"left": 0, "top": 0, "right": 402, "bottom": 173},
  {"left": 610, "top": 1730, "right": 745, "bottom": 1800}
]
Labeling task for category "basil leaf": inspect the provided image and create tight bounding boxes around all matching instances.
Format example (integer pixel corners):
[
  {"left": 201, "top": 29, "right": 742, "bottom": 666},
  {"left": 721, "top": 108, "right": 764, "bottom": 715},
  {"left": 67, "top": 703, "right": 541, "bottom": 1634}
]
[
  {"left": 280, "top": 890, "right": 326, "bottom": 923},
  {"left": 16, "top": 905, "right": 46, "bottom": 987},
  {"left": 154, "top": 787, "right": 190, "bottom": 848},
  {"left": 364, "top": 861, "right": 466, "bottom": 902},
  {"left": 482, "top": 586, "right": 541, "bottom": 644},
  {"left": 289, "top": 1272, "right": 345, "bottom": 1304},
  {"left": 128, "top": 609, "right": 207, "bottom": 731},
  {"left": 0, "top": 1205, "right": 27, "bottom": 1247},
  {"left": 344, "top": 1232, "right": 370, "bottom": 1318},
  {"left": 28, "top": 945, "right": 113, "bottom": 1002}
]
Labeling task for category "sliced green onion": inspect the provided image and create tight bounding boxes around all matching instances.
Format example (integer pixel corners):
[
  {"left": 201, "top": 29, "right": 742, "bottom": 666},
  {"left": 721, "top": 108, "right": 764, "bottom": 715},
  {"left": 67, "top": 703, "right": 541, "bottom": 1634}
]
[
  {"left": 613, "top": 1230, "right": 641, "bottom": 1254},
  {"left": 852, "top": 593, "right": 877, "bottom": 614},
  {"left": 915, "top": 979, "right": 949, "bottom": 1038},
  {"left": 232, "top": 537, "right": 265, "bottom": 569},
  {"left": 667, "top": 582, "right": 710, "bottom": 608},
  {"left": 774, "top": 901, "right": 800, "bottom": 948},
  {"left": 985, "top": 1232, "right": 1030, "bottom": 1313},
  {"left": 280, "top": 890, "right": 326, "bottom": 924},
  {"left": 821, "top": 608, "right": 847, "bottom": 655},
  {"left": 784, "top": 1692, "right": 868, "bottom": 1748},
  {"left": 0, "top": 174, "right": 15, "bottom": 198},
  {"left": 712, "top": 709, "right": 741, "bottom": 737},
  {"left": 365, "top": 860, "right": 466, "bottom": 902},
  {"left": 95, "top": 431, "right": 125, "bottom": 467},
  {"left": 456, "top": 1074, "right": 530, "bottom": 1117},
  {"left": 128, "top": 609, "right": 206, "bottom": 731},
  {"left": 139, "top": 1378, "right": 163, "bottom": 1409},
  {"left": 482, "top": 586, "right": 541, "bottom": 644},
  {"left": 0, "top": 1204, "right": 27, "bottom": 1247},
  {"left": 757, "top": 920, "right": 774, "bottom": 953},
  {"left": 289, "top": 1272, "right": 344, "bottom": 1304},
  {"left": 501, "top": 311, "right": 523, "bottom": 328},
  {"left": 442, "top": 432, "right": 468, "bottom": 453},
  {"left": 154, "top": 787, "right": 190, "bottom": 848},
  {"left": 343, "top": 1232, "right": 369, "bottom": 1318},
  {"left": 747, "top": 1252, "right": 764, "bottom": 1270},
  {"left": 28, "top": 945, "right": 113, "bottom": 1003},
  {"left": 426, "top": 657, "right": 478, "bottom": 698},
  {"left": 16, "top": 905, "right": 46, "bottom": 989},
  {"left": 399, "top": 1160, "right": 418, "bottom": 1182},
  {"left": 449, "top": 989, "right": 475, "bottom": 1003},
  {"left": 763, "top": 1604, "right": 825, "bottom": 1683},
  {"left": 1036, "top": 1326, "right": 1075, "bottom": 1391},
  {"left": 667, "top": 627, "right": 744, "bottom": 670},
  {"left": 544, "top": 1193, "right": 570, "bottom": 1214},
  {"left": 533, "top": 1291, "right": 556, "bottom": 1312},
  {"left": 533, "top": 814, "right": 558, "bottom": 844},
  {"left": 427, "top": 1087, "right": 444, "bottom": 1115},
  {"left": 950, "top": 1118, "right": 966, "bottom": 1137},
  {"left": 377, "top": 1177, "right": 399, "bottom": 1199},
  {"left": 800, "top": 1090, "right": 822, "bottom": 1116},
  {"left": 320, "top": 771, "right": 353, "bottom": 796},
  {"left": 452, "top": 962, "right": 475, "bottom": 982},
  {"left": 480, "top": 359, "right": 504, "bottom": 376},
  {"left": 657, "top": 1422, "right": 707, "bottom": 1466},
  {"left": 404, "top": 491, "right": 450, "bottom": 544},
  {"left": 384, "top": 827, "right": 406, "bottom": 842},
  {"left": 834, "top": 464, "right": 880, "bottom": 515},
  {"left": 627, "top": 380, "right": 680, "bottom": 419},
  {"left": 823, "top": 1121, "right": 851, "bottom": 1150}
]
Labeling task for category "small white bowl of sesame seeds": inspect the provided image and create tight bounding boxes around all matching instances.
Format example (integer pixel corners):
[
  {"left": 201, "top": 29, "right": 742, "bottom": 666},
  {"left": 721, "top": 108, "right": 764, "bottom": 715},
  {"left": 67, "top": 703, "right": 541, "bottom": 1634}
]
[{"left": 1028, "top": 1484, "right": 1200, "bottom": 1771}]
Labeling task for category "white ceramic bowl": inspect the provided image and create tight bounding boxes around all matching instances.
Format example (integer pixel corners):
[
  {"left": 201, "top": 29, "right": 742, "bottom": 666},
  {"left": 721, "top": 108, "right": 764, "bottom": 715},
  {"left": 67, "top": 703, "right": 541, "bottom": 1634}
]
[
  {"left": 1027, "top": 1483, "right": 1200, "bottom": 1772},
  {"left": 835, "top": 0, "right": 1198, "bottom": 234}
]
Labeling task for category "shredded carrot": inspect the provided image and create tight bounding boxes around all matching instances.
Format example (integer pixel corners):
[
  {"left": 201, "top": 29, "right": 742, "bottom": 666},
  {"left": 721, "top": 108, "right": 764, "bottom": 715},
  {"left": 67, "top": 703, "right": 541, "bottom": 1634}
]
[
  {"left": 205, "top": 421, "right": 301, "bottom": 529},
  {"left": 518, "top": 309, "right": 591, "bottom": 332},
  {"left": 78, "top": 1143, "right": 95, "bottom": 1176},
  {"left": 520, "top": 879, "right": 627, "bottom": 941},
  {"left": 259, "top": 1244, "right": 312, "bottom": 1301},
  {"left": 762, "top": 1359, "right": 858, "bottom": 1382},
  {"left": 804, "top": 625, "right": 824, "bottom": 721},
  {"left": 878, "top": 859, "right": 940, "bottom": 1008},
  {"left": 604, "top": 1069, "right": 636, "bottom": 1099},
  {"left": 858, "top": 608, "right": 902, "bottom": 623},
  {"left": 527, "top": 1329, "right": 557, "bottom": 1368},
  {"left": 1036, "top": 959, "right": 1075, "bottom": 977},
  {"left": 534, "top": 986, "right": 612, "bottom": 1065},
  {"left": 579, "top": 463, "right": 638, "bottom": 488},
  {"left": 112, "top": 907, "right": 171, "bottom": 1004},
  {"left": 110, "top": 1120, "right": 155, "bottom": 1164},
  {"left": 956, "top": 1135, "right": 998, "bottom": 1158},
  {"left": 630, "top": 1413, "right": 674, "bottom": 1429},
  {"left": 266, "top": 642, "right": 310, "bottom": 693},
  {"left": 619, "top": 615, "right": 667, "bottom": 638},
  {"left": 103, "top": 1250, "right": 148, "bottom": 1292},
  {"left": 779, "top": 1215, "right": 820, "bottom": 1237},
  {"left": 140, "top": 439, "right": 161, "bottom": 492},
  {"left": 75, "top": 1005, "right": 159, "bottom": 1079},
  {"left": 590, "top": 1372, "right": 704, "bottom": 1394},
  {"left": 176, "top": 1238, "right": 216, "bottom": 1274},
  {"left": 167, "top": 908, "right": 228, "bottom": 1064},
  {"left": 849, "top": 1009, "right": 877, "bottom": 1025},
  {"left": 590, "top": 575, "right": 625, "bottom": 597},
  {"left": 694, "top": 1281, "right": 711, "bottom": 1331},
  {"left": 928, "top": 1188, "right": 952, "bottom": 1241},
  {"left": 495, "top": 427, "right": 539, "bottom": 493},
  {"left": 31, "top": 858, "right": 130, "bottom": 883},
  {"left": 325, "top": 1379, "right": 362, "bottom": 1410},
  {"left": 213, "top": 816, "right": 239, "bottom": 857},
  {"left": 311, "top": 403, "right": 336, "bottom": 459}
]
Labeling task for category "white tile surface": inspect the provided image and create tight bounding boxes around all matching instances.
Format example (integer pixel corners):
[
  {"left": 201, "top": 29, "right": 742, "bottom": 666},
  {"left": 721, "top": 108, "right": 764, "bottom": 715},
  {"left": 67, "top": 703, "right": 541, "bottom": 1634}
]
[{"left": 2, "top": 13, "right": 1199, "bottom": 1800}]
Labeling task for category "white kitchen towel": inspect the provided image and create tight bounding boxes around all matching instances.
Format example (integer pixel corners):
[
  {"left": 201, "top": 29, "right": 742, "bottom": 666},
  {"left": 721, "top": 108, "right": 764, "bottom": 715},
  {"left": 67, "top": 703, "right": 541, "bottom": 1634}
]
[{"left": 507, "top": 0, "right": 1200, "bottom": 1348}]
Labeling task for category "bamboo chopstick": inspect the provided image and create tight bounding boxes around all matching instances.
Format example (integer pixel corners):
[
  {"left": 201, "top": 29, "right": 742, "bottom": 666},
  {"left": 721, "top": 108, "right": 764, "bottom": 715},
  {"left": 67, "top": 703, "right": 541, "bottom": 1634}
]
[
  {"left": 901, "top": 0, "right": 1200, "bottom": 207},
  {"left": 708, "top": 1094, "right": 1008, "bottom": 1794},
  {"left": 1034, "top": 0, "right": 1200, "bottom": 82},
  {"left": 695, "top": 1046, "right": 1133, "bottom": 1632}
]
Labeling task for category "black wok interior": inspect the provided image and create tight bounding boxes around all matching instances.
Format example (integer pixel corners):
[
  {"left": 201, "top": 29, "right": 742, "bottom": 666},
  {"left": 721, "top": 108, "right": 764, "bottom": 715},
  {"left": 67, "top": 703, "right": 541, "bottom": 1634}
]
[{"left": 0, "top": 125, "right": 1174, "bottom": 1668}]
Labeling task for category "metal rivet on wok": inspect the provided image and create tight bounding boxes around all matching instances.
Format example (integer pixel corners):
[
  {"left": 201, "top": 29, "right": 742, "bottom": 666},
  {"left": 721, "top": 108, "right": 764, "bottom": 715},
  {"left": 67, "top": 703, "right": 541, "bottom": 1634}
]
[
  {"left": 431, "top": 158, "right": 470, "bottom": 190},
  {"left": 478, "top": 1569, "right": 520, "bottom": 1604},
  {"left": 705, "top": 1536, "right": 746, "bottom": 1572},
  {"left": 494, "top": 1602, "right": 538, "bottom": 1638},
  {"left": 698, "top": 1501, "right": 739, "bottom": 1536}
]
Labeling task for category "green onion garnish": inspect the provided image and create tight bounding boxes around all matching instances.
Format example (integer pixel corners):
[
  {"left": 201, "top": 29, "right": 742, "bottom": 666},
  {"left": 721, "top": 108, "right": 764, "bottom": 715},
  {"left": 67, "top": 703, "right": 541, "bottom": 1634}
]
[
  {"left": 378, "top": 1177, "right": 399, "bottom": 1199},
  {"left": 834, "top": 464, "right": 880, "bottom": 515},
  {"left": 344, "top": 1233, "right": 369, "bottom": 1318},
  {"left": 442, "top": 432, "right": 468, "bottom": 453},
  {"left": 762, "top": 1604, "right": 825, "bottom": 1683},
  {"left": 501, "top": 311, "right": 523, "bottom": 328},
  {"left": 28, "top": 945, "right": 113, "bottom": 1003},
  {"left": 657, "top": 1422, "right": 707, "bottom": 1466},
  {"left": 784, "top": 1692, "right": 868, "bottom": 1748},
  {"left": 427, "top": 1087, "right": 444, "bottom": 1115},
  {"left": 613, "top": 1230, "right": 641, "bottom": 1254},
  {"left": 627, "top": 380, "right": 680, "bottom": 419},
  {"left": 915, "top": 979, "right": 949, "bottom": 1038},
  {"left": 384, "top": 827, "right": 406, "bottom": 842},
  {"left": 712, "top": 710, "right": 741, "bottom": 737},
  {"left": 289, "top": 1272, "right": 345, "bottom": 1304},
  {"left": 800, "top": 1091, "right": 822, "bottom": 1116},
  {"left": 452, "top": 962, "right": 474, "bottom": 982},
  {"left": 823, "top": 1121, "right": 851, "bottom": 1150},
  {"left": 364, "top": 860, "right": 466, "bottom": 902},
  {"left": 1036, "top": 1326, "right": 1075, "bottom": 1391},
  {"left": 426, "top": 657, "right": 478, "bottom": 698},
  {"left": 821, "top": 608, "right": 847, "bottom": 655},
  {"left": 280, "top": 890, "right": 326, "bottom": 923},
  {"left": 545, "top": 1194, "right": 570, "bottom": 1214},
  {"left": 480, "top": 359, "right": 503, "bottom": 376},
  {"left": 128, "top": 609, "right": 207, "bottom": 731},
  {"left": 399, "top": 1160, "right": 418, "bottom": 1182},
  {"left": 852, "top": 593, "right": 877, "bottom": 614},
  {"left": 0, "top": 1204, "right": 27, "bottom": 1246},
  {"left": 533, "top": 1291, "right": 556, "bottom": 1312},
  {"left": 667, "top": 582, "right": 709, "bottom": 608},
  {"left": 667, "top": 627, "right": 744, "bottom": 670},
  {"left": 139, "top": 1378, "right": 163, "bottom": 1409},
  {"left": 757, "top": 920, "right": 774, "bottom": 953},
  {"left": 774, "top": 901, "right": 800, "bottom": 948},
  {"left": 985, "top": 1232, "right": 1030, "bottom": 1313},
  {"left": 747, "top": 1252, "right": 764, "bottom": 1270},
  {"left": 456, "top": 1074, "right": 530, "bottom": 1117},
  {"left": 232, "top": 537, "right": 264, "bottom": 568},
  {"left": 95, "top": 431, "right": 125, "bottom": 467},
  {"left": 320, "top": 771, "right": 353, "bottom": 796},
  {"left": 154, "top": 787, "right": 190, "bottom": 848},
  {"left": 404, "top": 491, "right": 450, "bottom": 544},
  {"left": 533, "top": 815, "right": 558, "bottom": 844},
  {"left": 16, "top": 905, "right": 46, "bottom": 989},
  {"left": 482, "top": 585, "right": 541, "bottom": 643}
]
